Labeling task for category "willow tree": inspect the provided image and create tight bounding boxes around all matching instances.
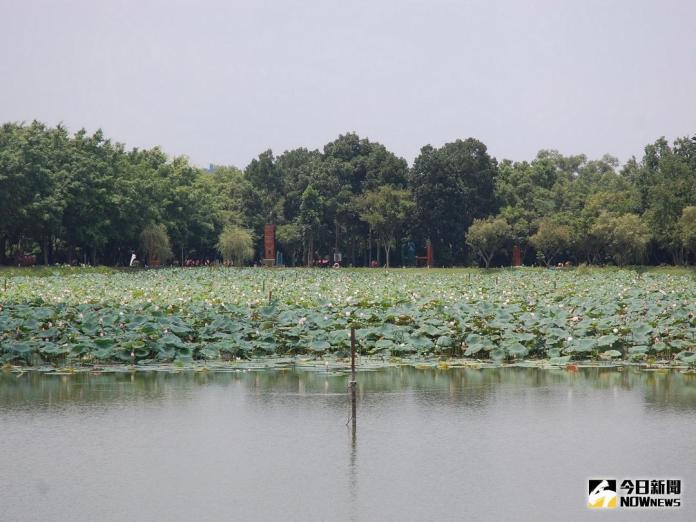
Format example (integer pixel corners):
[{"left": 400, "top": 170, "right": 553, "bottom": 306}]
[
  {"left": 139, "top": 224, "right": 172, "bottom": 265},
  {"left": 216, "top": 226, "right": 254, "bottom": 266}
]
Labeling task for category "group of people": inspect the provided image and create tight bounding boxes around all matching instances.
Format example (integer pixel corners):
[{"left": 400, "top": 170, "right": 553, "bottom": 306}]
[
  {"left": 184, "top": 258, "right": 214, "bottom": 267},
  {"left": 128, "top": 254, "right": 234, "bottom": 268}
]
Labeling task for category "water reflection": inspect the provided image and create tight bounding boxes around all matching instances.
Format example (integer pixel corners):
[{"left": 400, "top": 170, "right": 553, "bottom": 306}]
[
  {"left": 1, "top": 367, "right": 695, "bottom": 411},
  {"left": 2, "top": 367, "right": 695, "bottom": 522}
]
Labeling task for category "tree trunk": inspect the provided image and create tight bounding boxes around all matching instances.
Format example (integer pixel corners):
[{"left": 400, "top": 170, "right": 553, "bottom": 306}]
[
  {"left": 42, "top": 237, "right": 49, "bottom": 266},
  {"left": 351, "top": 237, "right": 355, "bottom": 267},
  {"left": 334, "top": 219, "right": 339, "bottom": 254},
  {"left": 306, "top": 232, "right": 314, "bottom": 267},
  {"left": 49, "top": 236, "right": 55, "bottom": 265},
  {"left": 0, "top": 236, "right": 6, "bottom": 265},
  {"left": 385, "top": 243, "right": 391, "bottom": 268}
]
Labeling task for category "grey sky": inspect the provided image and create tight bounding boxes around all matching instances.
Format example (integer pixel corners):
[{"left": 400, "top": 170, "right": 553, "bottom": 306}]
[{"left": 1, "top": 0, "right": 694, "bottom": 168}]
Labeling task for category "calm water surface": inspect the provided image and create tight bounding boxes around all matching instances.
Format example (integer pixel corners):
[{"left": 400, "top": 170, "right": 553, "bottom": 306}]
[{"left": 1, "top": 367, "right": 695, "bottom": 521}]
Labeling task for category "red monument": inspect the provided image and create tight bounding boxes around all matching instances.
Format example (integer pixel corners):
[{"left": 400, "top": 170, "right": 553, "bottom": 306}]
[
  {"left": 416, "top": 241, "right": 434, "bottom": 267},
  {"left": 512, "top": 245, "right": 522, "bottom": 267},
  {"left": 263, "top": 224, "right": 276, "bottom": 266}
]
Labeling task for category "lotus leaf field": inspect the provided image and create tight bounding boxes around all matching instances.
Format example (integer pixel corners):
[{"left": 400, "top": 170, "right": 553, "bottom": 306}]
[{"left": 0, "top": 268, "right": 694, "bottom": 367}]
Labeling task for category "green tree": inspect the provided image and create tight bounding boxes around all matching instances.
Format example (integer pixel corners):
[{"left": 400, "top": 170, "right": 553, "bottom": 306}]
[
  {"left": 530, "top": 220, "right": 571, "bottom": 267},
  {"left": 411, "top": 139, "right": 497, "bottom": 265},
  {"left": 633, "top": 137, "right": 696, "bottom": 264},
  {"left": 591, "top": 213, "right": 651, "bottom": 266},
  {"left": 678, "top": 206, "right": 696, "bottom": 263},
  {"left": 358, "top": 187, "right": 414, "bottom": 268},
  {"left": 466, "top": 217, "right": 511, "bottom": 268},
  {"left": 244, "top": 150, "right": 285, "bottom": 233},
  {"left": 299, "top": 186, "right": 323, "bottom": 266},
  {"left": 498, "top": 206, "right": 536, "bottom": 262},
  {"left": 216, "top": 226, "right": 254, "bottom": 266},
  {"left": 276, "top": 222, "right": 303, "bottom": 266},
  {"left": 139, "top": 224, "right": 172, "bottom": 265}
]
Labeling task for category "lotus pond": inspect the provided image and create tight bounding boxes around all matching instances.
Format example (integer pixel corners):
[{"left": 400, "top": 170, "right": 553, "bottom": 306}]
[{"left": 0, "top": 267, "right": 694, "bottom": 367}]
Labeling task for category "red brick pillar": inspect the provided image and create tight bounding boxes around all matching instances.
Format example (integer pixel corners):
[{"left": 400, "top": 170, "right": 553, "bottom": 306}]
[{"left": 264, "top": 224, "right": 276, "bottom": 264}]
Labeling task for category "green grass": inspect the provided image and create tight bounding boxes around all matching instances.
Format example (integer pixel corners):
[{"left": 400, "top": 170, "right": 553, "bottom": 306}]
[
  {"left": 0, "top": 265, "right": 123, "bottom": 278},
  {"left": 1, "top": 264, "right": 694, "bottom": 279}
]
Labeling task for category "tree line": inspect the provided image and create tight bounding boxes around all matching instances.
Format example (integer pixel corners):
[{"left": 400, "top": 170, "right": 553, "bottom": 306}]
[{"left": 1, "top": 121, "right": 694, "bottom": 267}]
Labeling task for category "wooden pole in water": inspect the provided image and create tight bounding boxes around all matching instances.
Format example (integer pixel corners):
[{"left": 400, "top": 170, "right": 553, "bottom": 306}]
[
  {"left": 349, "top": 326, "right": 357, "bottom": 428},
  {"left": 350, "top": 326, "right": 356, "bottom": 382}
]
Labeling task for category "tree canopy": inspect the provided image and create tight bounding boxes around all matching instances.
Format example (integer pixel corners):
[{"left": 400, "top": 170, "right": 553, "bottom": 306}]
[{"left": 1, "top": 122, "right": 694, "bottom": 267}]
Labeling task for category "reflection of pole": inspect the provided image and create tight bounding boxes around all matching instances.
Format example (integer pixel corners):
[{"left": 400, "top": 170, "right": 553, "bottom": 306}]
[
  {"left": 349, "top": 326, "right": 357, "bottom": 433},
  {"left": 348, "top": 340, "right": 358, "bottom": 520}
]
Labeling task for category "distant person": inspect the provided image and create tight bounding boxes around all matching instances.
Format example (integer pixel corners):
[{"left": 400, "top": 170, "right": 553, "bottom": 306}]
[{"left": 129, "top": 253, "right": 137, "bottom": 267}]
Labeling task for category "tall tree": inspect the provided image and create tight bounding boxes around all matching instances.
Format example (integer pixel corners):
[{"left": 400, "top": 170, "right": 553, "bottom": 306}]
[
  {"left": 411, "top": 139, "right": 497, "bottom": 265},
  {"left": 299, "top": 186, "right": 323, "bottom": 266},
  {"left": 466, "top": 217, "right": 511, "bottom": 268},
  {"left": 632, "top": 137, "right": 696, "bottom": 264},
  {"left": 679, "top": 206, "right": 696, "bottom": 263},
  {"left": 591, "top": 213, "right": 651, "bottom": 266},
  {"left": 530, "top": 220, "right": 571, "bottom": 267},
  {"left": 358, "top": 187, "right": 414, "bottom": 268}
]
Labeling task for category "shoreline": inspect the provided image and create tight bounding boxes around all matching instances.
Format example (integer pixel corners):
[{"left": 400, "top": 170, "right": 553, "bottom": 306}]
[{"left": 4, "top": 357, "right": 695, "bottom": 375}]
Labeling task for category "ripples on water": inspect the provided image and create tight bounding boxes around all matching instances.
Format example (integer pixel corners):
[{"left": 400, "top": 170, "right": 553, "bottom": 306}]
[{"left": 1, "top": 368, "right": 695, "bottom": 521}]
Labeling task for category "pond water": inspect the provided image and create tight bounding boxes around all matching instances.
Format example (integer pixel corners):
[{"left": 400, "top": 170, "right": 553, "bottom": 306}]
[{"left": 1, "top": 367, "right": 695, "bottom": 521}]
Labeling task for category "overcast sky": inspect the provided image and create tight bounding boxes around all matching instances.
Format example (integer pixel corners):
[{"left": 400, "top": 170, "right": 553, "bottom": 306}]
[{"left": 1, "top": 0, "right": 694, "bottom": 168}]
